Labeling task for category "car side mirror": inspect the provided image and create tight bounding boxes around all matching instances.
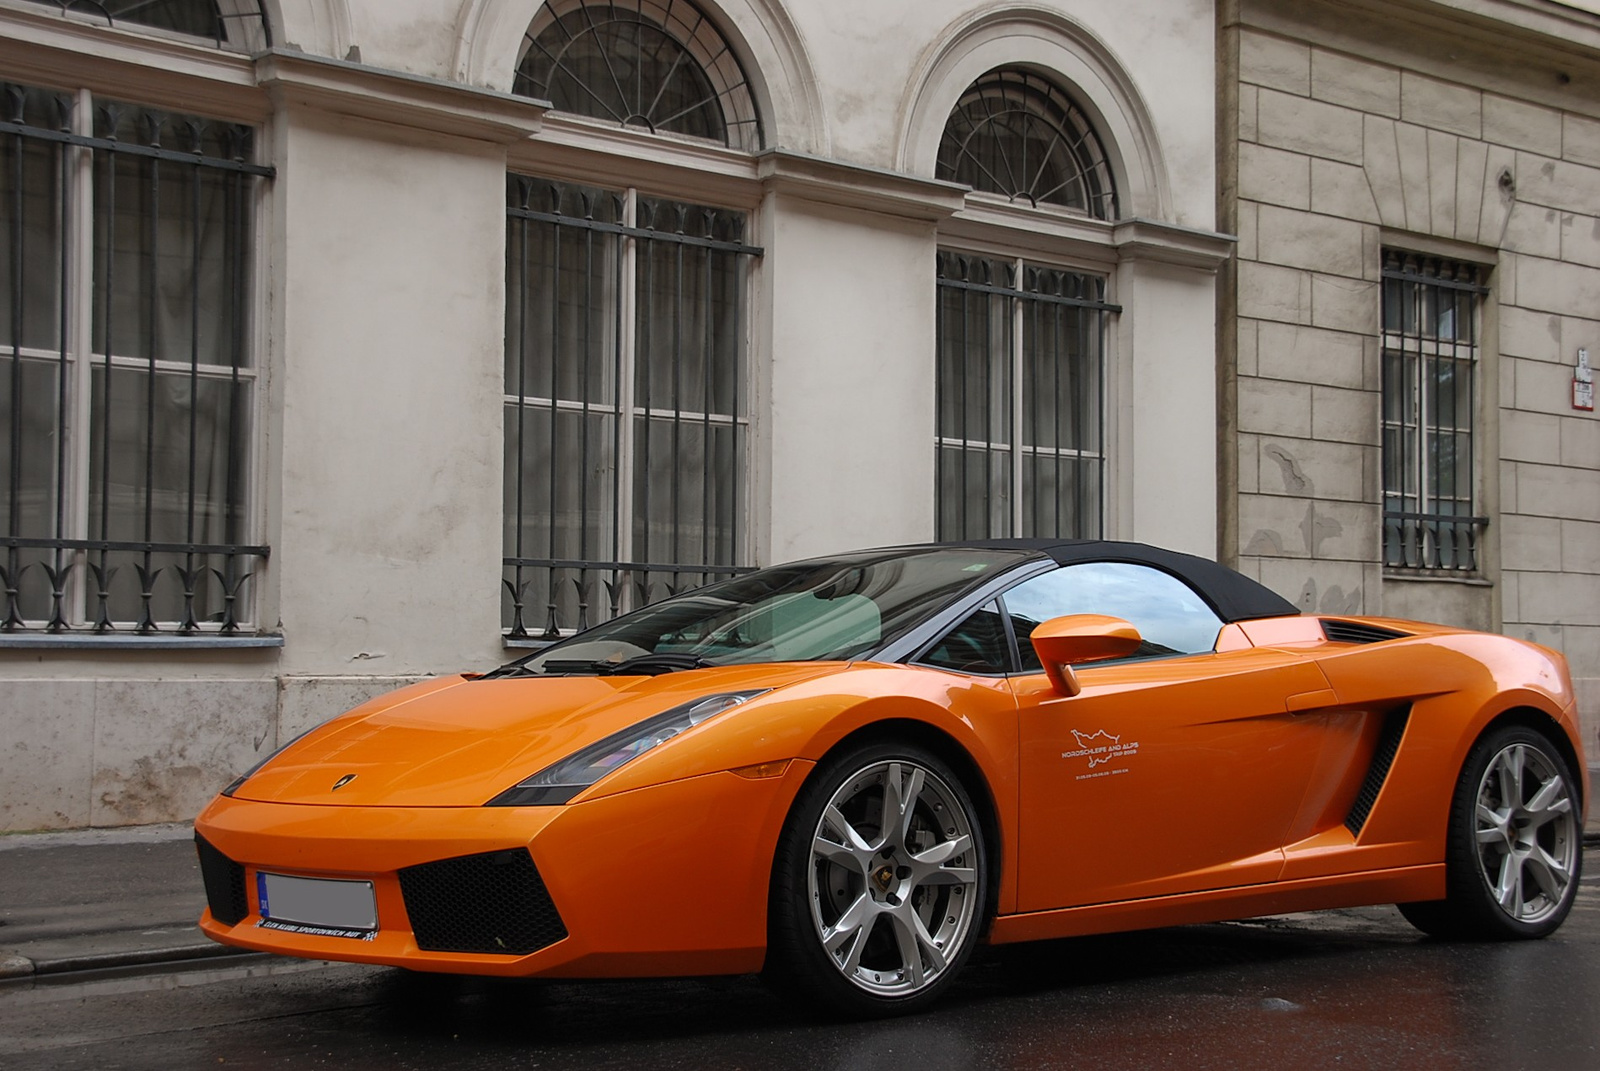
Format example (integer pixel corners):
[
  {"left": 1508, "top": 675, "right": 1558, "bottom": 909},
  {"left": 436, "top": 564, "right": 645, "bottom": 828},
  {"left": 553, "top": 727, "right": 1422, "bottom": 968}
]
[{"left": 1030, "top": 614, "right": 1143, "bottom": 696}]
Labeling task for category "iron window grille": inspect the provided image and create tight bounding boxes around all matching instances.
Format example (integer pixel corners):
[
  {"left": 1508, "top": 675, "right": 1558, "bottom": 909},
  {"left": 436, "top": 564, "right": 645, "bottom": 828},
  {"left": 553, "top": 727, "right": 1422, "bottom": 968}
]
[
  {"left": 504, "top": 177, "right": 760, "bottom": 639},
  {"left": 937, "top": 67, "right": 1118, "bottom": 220},
  {"left": 1, "top": 83, "right": 270, "bottom": 635},
  {"left": 14, "top": 0, "right": 272, "bottom": 49},
  {"left": 514, "top": 0, "right": 761, "bottom": 151},
  {"left": 1380, "top": 250, "right": 1488, "bottom": 573},
  {"left": 935, "top": 251, "right": 1116, "bottom": 541}
]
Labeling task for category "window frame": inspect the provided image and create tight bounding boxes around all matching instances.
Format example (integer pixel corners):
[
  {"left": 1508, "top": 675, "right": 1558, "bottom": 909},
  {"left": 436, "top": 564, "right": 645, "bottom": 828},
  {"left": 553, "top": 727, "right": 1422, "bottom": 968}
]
[
  {"left": 1, "top": 81, "right": 272, "bottom": 640},
  {"left": 502, "top": 173, "right": 763, "bottom": 642},
  {"left": 1379, "top": 249, "right": 1490, "bottom": 575},
  {"left": 934, "top": 246, "right": 1118, "bottom": 543}
]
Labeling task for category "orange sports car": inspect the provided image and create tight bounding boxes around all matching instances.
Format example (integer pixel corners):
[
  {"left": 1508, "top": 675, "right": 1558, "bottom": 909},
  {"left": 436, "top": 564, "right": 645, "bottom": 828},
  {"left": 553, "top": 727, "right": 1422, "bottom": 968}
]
[{"left": 195, "top": 539, "right": 1587, "bottom": 1016}]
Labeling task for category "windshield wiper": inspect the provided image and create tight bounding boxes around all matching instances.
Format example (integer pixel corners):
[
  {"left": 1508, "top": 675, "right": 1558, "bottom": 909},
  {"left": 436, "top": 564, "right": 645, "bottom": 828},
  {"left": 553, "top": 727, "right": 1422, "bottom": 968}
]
[{"left": 597, "top": 652, "right": 717, "bottom": 676}]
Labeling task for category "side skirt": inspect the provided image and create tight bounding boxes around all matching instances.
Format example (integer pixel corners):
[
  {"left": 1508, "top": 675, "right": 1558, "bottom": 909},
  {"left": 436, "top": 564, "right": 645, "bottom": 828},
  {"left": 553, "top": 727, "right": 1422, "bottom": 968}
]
[{"left": 987, "top": 864, "right": 1445, "bottom": 944}]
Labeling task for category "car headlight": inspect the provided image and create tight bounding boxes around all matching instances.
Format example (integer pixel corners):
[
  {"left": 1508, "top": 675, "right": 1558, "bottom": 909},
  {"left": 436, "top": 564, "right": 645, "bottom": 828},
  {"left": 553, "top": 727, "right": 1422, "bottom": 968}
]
[{"left": 486, "top": 689, "right": 771, "bottom": 807}]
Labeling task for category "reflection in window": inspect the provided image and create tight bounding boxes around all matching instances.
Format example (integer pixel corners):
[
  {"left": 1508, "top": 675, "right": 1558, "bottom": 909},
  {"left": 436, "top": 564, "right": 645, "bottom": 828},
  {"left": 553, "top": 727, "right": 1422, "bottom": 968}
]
[
  {"left": 1005, "top": 562, "right": 1223, "bottom": 668},
  {"left": 514, "top": 0, "right": 761, "bottom": 151},
  {"left": 919, "top": 600, "right": 1012, "bottom": 674}
]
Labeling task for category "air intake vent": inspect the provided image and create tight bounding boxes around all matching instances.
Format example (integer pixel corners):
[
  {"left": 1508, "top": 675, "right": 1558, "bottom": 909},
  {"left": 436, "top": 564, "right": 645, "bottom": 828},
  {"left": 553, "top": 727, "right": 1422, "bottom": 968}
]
[
  {"left": 1345, "top": 707, "right": 1411, "bottom": 836},
  {"left": 195, "top": 833, "right": 249, "bottom": 926},
  {"left": 398, "top": 848, "right": 567, "bottom": 955},
  {"left": 1323, "top": 619, "right": 1411, "bottom": 644}
]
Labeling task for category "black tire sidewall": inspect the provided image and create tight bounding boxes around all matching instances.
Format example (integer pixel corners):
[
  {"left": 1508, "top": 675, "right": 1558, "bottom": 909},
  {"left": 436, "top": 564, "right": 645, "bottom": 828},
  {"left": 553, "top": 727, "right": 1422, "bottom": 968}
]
[
  {"left": 1446, "top": 725, "right": 1582, "bottom": 940},
  {"left": 766, "top": 740, "right": 988, "bottom": 1018}
]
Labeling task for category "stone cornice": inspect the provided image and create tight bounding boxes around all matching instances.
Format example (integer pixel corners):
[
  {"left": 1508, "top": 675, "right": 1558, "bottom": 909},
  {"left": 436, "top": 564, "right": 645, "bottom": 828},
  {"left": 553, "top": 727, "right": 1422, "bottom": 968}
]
[
  {"left": 0, "top": 3, "right": 266, "bottom": 121},
  {"left": 756, "top": 150, "right": 968, "bottom": 223},
  {"left": 255, "top": 49, "right": 545, "bottom": 145},
  {"left": 942, "top": 199, "right": 1237, "bottom": 270}
]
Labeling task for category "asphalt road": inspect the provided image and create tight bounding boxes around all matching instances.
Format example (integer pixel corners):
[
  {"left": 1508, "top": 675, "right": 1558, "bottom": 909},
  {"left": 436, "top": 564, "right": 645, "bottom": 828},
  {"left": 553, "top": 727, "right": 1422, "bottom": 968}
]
[{"left": 5, "top": 865, "right": 1600, "bottom": 1070}]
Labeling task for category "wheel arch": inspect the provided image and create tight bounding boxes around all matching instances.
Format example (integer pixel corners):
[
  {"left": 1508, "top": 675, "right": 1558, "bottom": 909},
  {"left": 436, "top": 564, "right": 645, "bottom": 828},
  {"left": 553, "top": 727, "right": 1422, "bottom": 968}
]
[{"left": 1475, "top": 705, "right": 1587, "bottom": 811}]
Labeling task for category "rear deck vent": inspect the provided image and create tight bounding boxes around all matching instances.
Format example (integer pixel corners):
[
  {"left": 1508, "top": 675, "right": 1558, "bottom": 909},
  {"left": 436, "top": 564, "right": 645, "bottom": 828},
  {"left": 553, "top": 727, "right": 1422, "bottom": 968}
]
[
  {"left": 1323, "top": 619, "right": 1411, "bottom": 644},
  {"left": 1345, "top": 707, "right": 1411, "bottom": 836},
  {"left": 195, "top": 833, "right": 249, "bottom": 926},
  {"left": 398, "top": 848, "right": 567, "bottom": 955}
]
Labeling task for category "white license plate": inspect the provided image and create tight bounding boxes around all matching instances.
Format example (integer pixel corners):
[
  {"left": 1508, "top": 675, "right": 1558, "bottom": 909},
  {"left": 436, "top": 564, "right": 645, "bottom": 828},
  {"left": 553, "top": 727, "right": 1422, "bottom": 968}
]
[{"left": 256, "top": 872, "right": 377, "bottom": 934}]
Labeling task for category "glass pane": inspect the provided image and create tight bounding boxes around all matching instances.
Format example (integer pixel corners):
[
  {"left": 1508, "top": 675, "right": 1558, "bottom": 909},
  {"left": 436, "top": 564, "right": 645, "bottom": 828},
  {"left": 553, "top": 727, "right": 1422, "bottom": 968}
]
[
  {"left": 20, "top": 0, "right": 222, "bottom": 38},
  {"left": 503, "top": 403, "right": 618, "bottom": 563},
  {"left": 920, "top": 601, "right": 1012, "bottom": 674},
  {"left": 632, "top": 414, "right": 738, "bottom": 570},
  {"left": 88, "top": 366, "right": 247, "bottom": 544},
  {"left": 515, "top": 0, "right": 761, "bottom": 150},
  {"left": 0, "top": 354, "right": 63, "bottom": 545},
  {"left": 1004, "top": 562, "right": 1224, "bottom": 661},
  {"left": 0, "top": 85, "right": 69, "bottom": 355},
  {"left": 634, "top": 198, "right": 744, "bottom": 417},
  {"left": 937, "top": 68, "right": 1117, "bottom": 219},
  {"left": 91, "top": 103, "right": 255, "bottom": 369},
  {"left": 504, "top": 179, "right": 621, "bottom": 405}
]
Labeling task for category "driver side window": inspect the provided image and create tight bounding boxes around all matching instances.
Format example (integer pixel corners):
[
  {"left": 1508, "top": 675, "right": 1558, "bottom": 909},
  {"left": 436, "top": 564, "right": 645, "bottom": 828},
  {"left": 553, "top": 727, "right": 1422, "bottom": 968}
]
[{"left": 1005, "top": 562, "right": 1224, "bottom": 670}]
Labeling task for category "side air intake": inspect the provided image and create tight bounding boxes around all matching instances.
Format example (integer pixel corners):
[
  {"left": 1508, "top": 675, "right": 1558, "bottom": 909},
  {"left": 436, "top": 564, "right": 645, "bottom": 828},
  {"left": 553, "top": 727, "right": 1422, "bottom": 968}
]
[
  {"left": 398, "top": 848, "right": 567, "bottom": 955},
  {"left": 1345, "top": 707, "right": 1411, "bottom": 836},
  {"left": 1323, "top": 619, "right": 1411, "bottom": 644},
  {"left": 195, "top": 833, "right": 250, "bottom": 926}
]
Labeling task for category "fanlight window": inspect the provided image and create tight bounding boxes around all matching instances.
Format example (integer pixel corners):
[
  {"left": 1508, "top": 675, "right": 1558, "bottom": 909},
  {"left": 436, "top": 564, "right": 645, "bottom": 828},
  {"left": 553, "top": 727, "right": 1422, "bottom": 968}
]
[
  {"left": 515, "top": 0, "right": 761, "bottom": 151},
  {"left": 18, "top": 0, "right": 271, "bottom": 48},
  {"left": 938, "top": 67, "right": 1116, "bottom": 220}
]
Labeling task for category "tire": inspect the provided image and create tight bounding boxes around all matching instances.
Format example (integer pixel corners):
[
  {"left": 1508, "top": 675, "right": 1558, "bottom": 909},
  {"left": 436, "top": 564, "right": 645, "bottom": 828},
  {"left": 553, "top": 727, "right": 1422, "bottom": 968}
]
[
  {"left": 765, "top": 741, "right": 988, "bottom": 1017},
  {"left": 1399, "top": 725, "right": 1581, "bottom": 940}
]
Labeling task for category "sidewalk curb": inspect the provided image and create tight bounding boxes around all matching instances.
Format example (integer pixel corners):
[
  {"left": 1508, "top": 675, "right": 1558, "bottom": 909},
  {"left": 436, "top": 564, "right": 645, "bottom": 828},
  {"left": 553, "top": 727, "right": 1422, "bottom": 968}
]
[{"left": 0, "top": 941, "right": 257, "bottom": 981}]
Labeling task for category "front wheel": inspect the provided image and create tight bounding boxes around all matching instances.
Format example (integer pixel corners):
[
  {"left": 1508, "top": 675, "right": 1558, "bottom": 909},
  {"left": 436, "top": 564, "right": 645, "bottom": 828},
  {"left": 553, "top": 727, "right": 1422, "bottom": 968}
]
[
  {"left": 765, "top": 742, "right": 988, "bottom": 1017},
  {"left": 1399, "top": 725, "right": 1581, "bottom": 939}
]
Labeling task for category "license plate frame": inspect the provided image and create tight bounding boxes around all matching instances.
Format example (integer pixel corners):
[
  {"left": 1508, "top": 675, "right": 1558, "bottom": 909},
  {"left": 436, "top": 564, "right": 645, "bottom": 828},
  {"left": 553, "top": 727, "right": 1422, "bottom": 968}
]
[{"left": 256, "top": 871, "right": 378, "bottom": 938}]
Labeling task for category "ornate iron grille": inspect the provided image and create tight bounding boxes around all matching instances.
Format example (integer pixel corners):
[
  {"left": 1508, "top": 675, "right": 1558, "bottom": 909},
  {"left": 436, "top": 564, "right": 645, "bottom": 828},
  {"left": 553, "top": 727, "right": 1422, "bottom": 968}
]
[
  {"left": 936, "top": 251, "right": 1115, "bottom": 541},
  {"left": 514, "top": 0, "right": 761, "bottom": 151},
  {"left": 938, "top": 67, "right": 1118, "bottom": 219},
  {"left": 17, "top": 0, "right": 272, "bottom": 49},
  {"left": 1380, "top": 250, "right": 1488, "bottom": 572},
  {"left": 1, "top": 83, "right": 271, "bottom": 635},
  {"left": 503, "top": 177, "right": 759, "bottom": 639}
]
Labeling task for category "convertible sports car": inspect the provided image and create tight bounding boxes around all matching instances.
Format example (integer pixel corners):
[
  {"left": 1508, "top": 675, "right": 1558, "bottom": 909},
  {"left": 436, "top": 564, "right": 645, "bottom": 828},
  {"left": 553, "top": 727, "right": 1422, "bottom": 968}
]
[{"left": 195, "top": 539, "right": 1587, "bottom": 1016}]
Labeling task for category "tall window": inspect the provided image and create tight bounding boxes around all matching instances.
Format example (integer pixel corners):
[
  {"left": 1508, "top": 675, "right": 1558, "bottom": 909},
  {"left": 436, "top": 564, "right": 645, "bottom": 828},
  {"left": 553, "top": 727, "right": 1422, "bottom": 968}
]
[
  {"left": 514, "top": 0, "right": 760, "bottom": 151},
  {"left": 1381, "top": 250, "right": 1486, "bottom": 572},
  {"left": 937, "top": 67, "right": 1116, "bottom": 220},
  {"left": 503, "top": 180, "right": 758, "bottom": 638},
  {"left": 935, "top": 252, "right": 1112, "bottom": 541},
  {"left": 1, "top": 83, "right": 269, "bottom": 635},
  {"left": 17, "top": 0, "right": 271, "bottom": 48},
  {"left": 503, "top": 0, "right": 761, "bottom": 639}
]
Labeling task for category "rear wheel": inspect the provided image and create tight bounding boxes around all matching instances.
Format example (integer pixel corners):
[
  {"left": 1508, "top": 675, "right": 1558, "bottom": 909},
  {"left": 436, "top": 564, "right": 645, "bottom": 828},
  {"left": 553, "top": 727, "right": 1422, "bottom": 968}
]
[
  {"left": 765, "top": 742, "right": 987, "bottom": 1017},
  {"left": 1399, "top": 725, "right": 1580, "bottom": 939}
]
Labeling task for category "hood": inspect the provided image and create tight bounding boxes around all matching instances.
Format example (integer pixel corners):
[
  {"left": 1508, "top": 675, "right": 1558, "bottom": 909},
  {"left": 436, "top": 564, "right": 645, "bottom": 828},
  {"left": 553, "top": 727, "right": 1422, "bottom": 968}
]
[{"left": 232, "top": 664, "right": 832, "bottom": 808}]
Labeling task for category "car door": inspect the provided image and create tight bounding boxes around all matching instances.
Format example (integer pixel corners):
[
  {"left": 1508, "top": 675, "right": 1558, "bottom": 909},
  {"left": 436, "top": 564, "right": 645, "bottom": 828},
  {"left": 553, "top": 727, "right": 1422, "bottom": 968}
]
[{"left": 1008, "top": 562, "right": 1334, "bottom": 912}]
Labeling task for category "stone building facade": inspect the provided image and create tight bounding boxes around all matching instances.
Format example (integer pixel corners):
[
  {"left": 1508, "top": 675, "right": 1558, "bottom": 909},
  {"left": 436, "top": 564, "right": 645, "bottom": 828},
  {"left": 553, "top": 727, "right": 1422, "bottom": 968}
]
[{"left": 1220, "top": 0, "right": 1600, "bottom": 749}]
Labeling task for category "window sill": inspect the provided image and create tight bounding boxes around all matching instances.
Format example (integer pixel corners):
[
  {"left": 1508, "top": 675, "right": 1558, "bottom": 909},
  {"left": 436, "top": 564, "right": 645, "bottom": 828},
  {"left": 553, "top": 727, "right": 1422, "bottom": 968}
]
[
  {"left": 0, "top": 633, "right": 284, "bottom": 650},
  {"left": 503, "top": 636, "right": 559, "bottom": 651},
  {"left": 1381, "top": 571, "right": 1493, "bottom": 587}
]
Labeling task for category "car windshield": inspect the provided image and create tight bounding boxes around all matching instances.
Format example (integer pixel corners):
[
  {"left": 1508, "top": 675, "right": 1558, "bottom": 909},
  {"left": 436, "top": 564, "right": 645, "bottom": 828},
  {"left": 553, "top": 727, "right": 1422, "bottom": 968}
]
[{"left": 492, "top": 547, "right": 1033, "bottom": 676}]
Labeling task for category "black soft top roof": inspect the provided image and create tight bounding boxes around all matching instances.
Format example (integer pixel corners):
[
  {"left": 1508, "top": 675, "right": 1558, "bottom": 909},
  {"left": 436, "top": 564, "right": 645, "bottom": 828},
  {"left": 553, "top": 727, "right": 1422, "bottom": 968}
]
[{"left": 941, "top": 538, "right": 1302, "bottom": 623}]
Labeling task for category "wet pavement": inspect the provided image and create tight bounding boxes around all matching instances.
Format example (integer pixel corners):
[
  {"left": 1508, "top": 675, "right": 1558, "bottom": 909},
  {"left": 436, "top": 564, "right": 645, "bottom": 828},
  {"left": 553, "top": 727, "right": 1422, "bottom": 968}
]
[{"left": 4, "top": 861, "right": 1600, "bottom": 1070}]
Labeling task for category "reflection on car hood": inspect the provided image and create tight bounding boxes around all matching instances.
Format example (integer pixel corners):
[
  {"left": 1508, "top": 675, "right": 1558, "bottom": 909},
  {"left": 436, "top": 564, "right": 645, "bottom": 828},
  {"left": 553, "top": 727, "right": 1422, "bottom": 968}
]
[{"left": 230, "top": 664, "right": 834, "bottom": 808}]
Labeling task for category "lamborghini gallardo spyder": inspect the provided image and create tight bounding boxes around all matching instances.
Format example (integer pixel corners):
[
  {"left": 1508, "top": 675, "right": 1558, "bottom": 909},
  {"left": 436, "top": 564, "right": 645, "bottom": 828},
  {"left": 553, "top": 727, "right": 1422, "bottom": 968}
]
[{"left": 195, "top": 540, "right": 1587, "bottom": 1016}]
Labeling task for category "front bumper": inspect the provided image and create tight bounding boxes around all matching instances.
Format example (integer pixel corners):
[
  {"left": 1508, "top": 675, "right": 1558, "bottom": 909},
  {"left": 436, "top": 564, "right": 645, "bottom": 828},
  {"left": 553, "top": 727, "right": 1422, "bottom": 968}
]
[{"left": 194, "top": 761, "right": 813, "bottom": 978}]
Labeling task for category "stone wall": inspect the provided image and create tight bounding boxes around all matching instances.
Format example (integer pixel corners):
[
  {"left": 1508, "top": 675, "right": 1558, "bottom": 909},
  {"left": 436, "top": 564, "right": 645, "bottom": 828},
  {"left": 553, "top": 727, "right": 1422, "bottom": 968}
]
[{"left": 1222, "top": 0, "right": 1600, "bottom": 750}]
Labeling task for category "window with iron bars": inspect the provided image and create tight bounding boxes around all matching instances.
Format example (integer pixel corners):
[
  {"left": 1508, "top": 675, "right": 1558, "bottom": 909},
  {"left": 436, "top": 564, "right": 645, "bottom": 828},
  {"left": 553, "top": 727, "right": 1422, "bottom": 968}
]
[
  {"left": 935, "top": 251, "right": 1114, "bottom": 541},
  {"left": 1, "top": 83, "right": 269, "bottom": 636},
  {"left": 1381, "top": 250, "right": 1488, "bottom": 572},
  {"left": 503, "top": 177, "right": 759, "bottom": 639},
  {"left": 14, "top": 0, "right": 272, "bottom": 49}
]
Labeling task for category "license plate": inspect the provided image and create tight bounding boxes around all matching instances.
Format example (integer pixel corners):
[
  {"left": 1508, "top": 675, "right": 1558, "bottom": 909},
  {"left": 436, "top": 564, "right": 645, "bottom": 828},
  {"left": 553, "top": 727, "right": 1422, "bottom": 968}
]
[{"left": 256, "top": 872, "right": 377, "bottom": 937}]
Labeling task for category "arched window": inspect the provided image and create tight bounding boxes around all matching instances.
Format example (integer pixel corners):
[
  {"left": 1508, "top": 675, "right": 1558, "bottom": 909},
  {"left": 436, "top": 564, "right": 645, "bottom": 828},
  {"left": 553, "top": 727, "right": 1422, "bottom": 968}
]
[
  {"left": 19, "top": 0, "right": 271, "bottom": 48},
  {"left": 514, "top": 0, "right": 761, "bottom": 151},
  {"left": 937, "top": 67, "right": 1116, "bottom": 220}
]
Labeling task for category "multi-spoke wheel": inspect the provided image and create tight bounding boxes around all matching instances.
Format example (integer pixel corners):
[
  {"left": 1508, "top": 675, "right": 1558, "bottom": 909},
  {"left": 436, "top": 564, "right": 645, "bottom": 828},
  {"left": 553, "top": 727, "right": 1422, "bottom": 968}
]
[
  {"left": 766, "top": 742, "right": 987, "bottom": 1017},
  {"left": 1400, "top": 725, "right": 1581, "bottom": 940}
]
